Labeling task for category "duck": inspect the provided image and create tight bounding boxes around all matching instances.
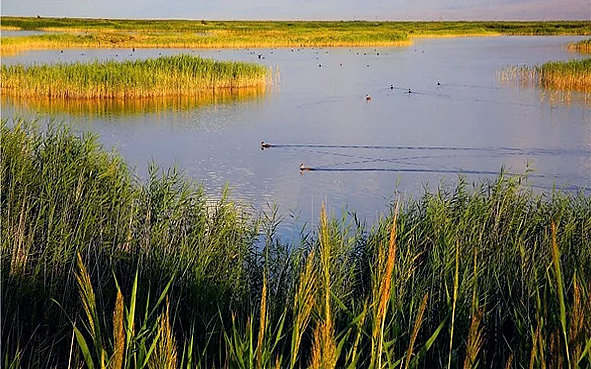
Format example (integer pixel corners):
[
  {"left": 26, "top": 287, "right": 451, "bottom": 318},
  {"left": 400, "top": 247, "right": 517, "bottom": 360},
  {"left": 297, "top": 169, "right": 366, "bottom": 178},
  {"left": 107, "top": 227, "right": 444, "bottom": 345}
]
[
  {"left": 390, "top": 84, "right": 394, "bottom": 90},
  {"left": 300, "top": 163, "right": 314, "bottom": 172},
  {"left": 365, "top": 94, "right": 372, "bottom": 101},
  {"left": 261, "top": 141, "right": 272, "bottom": 149},
  {"left": 408, "top": 88, "right": 412, "bottom": 94}
]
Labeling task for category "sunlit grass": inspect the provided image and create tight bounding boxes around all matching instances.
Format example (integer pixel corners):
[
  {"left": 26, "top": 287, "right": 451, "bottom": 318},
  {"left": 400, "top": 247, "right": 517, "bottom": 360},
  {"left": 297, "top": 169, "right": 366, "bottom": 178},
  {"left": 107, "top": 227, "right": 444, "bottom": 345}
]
[
  {"left": 502, "top": 58, "right": 591, "bottom": 92},
  {"left": 2, "top": 18, "right": 590, "bottom": 54},
  {"left": 1, "top": 55, "right": 270, "bottom": 99},
  {"left": 2, "top": 120, "right": 590, "bottom": 368},
  {"left": 569, "top": 38, "right": 591, "bottom": 53}
]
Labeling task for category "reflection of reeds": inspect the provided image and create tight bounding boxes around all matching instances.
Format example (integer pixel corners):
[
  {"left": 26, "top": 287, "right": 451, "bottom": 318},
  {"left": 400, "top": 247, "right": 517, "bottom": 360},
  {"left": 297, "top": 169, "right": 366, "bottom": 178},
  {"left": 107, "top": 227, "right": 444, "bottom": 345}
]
[
  {"left": 501, "top": 59, "right": 591, "bottom": 92},
  {"left": 1, "top": 55, "right": 270, "bottom": 99},
  {"left": 1, "top": 86, "right": 267, "bottom": 117}
]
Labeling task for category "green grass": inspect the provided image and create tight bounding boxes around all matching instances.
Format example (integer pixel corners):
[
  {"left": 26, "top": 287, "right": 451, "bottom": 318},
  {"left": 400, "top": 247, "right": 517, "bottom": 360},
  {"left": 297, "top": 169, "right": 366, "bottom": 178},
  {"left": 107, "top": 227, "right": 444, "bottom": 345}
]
[
  {"left": 502, "top": 58, "right": 591, "bottom": 92},
  {"left": 0, "top": 55, "right": 270, "bottom": 99},
  {"left": 2, "top": 17, "right": 590, "bottom": 54},
  {"left": 569, "top": 38, "right": 591, "bottom": 53},
  {"left": 2, "top": 119, "right": 591, "bottom": 368}
]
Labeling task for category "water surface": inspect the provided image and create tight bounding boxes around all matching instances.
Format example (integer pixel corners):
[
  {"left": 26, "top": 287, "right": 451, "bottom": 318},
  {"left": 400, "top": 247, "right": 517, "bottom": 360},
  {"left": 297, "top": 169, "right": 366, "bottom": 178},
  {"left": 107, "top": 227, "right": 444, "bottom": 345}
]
[{"left": 2, "top": 36, "right": 590, "bottom": 235}]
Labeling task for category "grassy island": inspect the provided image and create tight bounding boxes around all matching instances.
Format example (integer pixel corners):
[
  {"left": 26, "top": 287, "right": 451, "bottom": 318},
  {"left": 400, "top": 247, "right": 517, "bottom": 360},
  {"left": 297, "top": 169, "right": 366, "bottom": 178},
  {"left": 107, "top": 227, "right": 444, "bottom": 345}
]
[
  {"left": 503, "top": 58, "right": 591, "bottom": 92},
  {"left": 2, "top": 18, "right": 591, "bottom": 54},
  {"left": 569, "top": 38, "right": 591, "bottom": 53},
  {"left": 2, "top": 120, "right": 590, "bottom": 368},
  {"left": 0, "top": 55, "right": 270, "bottom": 99}
]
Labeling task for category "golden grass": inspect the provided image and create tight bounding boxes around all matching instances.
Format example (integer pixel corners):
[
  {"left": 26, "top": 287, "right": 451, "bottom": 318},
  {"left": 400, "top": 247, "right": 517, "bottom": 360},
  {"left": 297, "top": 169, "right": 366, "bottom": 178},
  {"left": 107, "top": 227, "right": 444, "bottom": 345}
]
[
  {"left": 3, "top": 18, "right": 589, "bottom": 55},
  {"left": 501, "top": 58, "right": 591, "bottom": 93},
  {"left": 463, "top": 308, "right": 484, "bottom": 369},
  {"left": 111, "top": 289, "right": 125, "bottom": 369},
  {"left": 371, "top": 205, "right": 398, "bottom": 369},
  {"left": 149, "top": 299, "right": 178, "bottom": 369},
  {"left": 309, "top": 205, "right": 338, "bottom": 369},
  {"left": 290, "top": 249, "right": 317, "bottom": 369},
  {"left": 255, "top": 275, "right": 267, "bottom": 369},
  {"left": 404, "top": 293, "right": 429, "bottom": 369},
  {"left": 568, "top": 38, "right": 591, "bottom": 53},
  {"left": 1, "top": 55, "right": 270, "bottom": 99}
]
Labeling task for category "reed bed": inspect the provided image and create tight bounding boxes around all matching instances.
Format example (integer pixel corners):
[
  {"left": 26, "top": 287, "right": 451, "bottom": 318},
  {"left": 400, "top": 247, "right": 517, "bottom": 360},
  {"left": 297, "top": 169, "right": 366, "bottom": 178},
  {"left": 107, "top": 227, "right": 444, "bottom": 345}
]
[
  {"left": 2, "top": 120, "right": 591, "bottom": 368},
  {"left": 1, "top": 55, "right": 270, "bottom": 99},
  {"left": 502, "top": 58, "right": 591, "bottom": 92},
  {"left": 569, "top": 38, "right": 591, "bottom": 53},
  {"left": 2, "top": 18, "right": 590, "bottom": 54}
]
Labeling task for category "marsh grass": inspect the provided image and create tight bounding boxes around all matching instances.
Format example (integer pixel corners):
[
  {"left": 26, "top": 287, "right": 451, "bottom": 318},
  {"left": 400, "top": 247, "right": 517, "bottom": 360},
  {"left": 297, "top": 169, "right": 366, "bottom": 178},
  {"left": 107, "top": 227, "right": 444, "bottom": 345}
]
[
  {"left": 502, "top": 58, "right": 591, "bottom": 92},
  {"left": 569, "top": 38, "right": 591, "bottom": 53},
  {"left": 2, "top": 18, "right": 590, "bottom": 55},
  {"left": 1, "top": 55, "right": 270, "bottom": 99},
  {"left": 2, "top": 120, "right": 591, "bottom": 368}
]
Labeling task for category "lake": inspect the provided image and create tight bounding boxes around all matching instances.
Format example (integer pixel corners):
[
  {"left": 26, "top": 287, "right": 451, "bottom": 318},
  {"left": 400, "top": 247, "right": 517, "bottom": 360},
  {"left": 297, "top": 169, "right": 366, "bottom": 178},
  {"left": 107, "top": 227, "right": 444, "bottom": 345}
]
[{"left": 2, "top": 36, "right": 590, "bottom": 236}]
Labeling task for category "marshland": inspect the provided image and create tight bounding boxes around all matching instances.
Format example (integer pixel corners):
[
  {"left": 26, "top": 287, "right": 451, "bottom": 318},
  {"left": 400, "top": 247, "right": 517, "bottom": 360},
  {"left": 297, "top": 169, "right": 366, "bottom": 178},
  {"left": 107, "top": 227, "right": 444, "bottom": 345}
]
[
  {"left": 1, "top": 18, "right": 591, "bottom": 369},
  {"left": 1, "top": 55, "right": 271, "bottom": 98},
  {"left": 2, "top": 18, "right": 590, "bottom": 55}
]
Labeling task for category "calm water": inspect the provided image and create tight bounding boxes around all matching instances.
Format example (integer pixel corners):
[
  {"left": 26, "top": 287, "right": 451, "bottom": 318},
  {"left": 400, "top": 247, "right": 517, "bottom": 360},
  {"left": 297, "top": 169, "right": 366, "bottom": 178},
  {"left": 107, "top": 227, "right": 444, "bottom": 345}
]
[{"left": 2, "top": 36, "right": 590, "bottom": 234}]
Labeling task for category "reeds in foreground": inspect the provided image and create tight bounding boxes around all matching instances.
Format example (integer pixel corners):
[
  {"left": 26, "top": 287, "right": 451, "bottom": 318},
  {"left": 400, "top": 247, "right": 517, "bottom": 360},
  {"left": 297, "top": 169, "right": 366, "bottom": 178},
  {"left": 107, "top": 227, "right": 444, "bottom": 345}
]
[{"left": 1, "top": 120, "right": 590, "bottom": 368}]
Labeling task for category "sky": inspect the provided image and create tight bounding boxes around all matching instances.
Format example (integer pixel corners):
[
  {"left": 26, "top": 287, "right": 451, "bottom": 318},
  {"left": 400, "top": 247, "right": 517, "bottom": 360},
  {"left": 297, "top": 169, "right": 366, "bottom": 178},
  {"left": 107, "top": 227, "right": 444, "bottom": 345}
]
[{"left": 2, "top": 0, "right": 590, "bottom": 21}]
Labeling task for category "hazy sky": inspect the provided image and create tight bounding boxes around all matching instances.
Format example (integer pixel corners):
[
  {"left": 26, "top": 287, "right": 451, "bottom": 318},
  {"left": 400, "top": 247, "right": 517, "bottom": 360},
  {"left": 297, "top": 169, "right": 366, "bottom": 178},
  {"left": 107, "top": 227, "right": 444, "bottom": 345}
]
[{"left": 2, "top": 0, "right": 590, "bottom": 20}]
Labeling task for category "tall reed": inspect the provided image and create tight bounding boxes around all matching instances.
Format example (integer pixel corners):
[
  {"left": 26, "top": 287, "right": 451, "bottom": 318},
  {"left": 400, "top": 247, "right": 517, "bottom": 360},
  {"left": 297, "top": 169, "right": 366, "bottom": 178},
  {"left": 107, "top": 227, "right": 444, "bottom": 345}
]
[
  {"left": 502, "top": 58, "right": 591, "bottom": 92},
  {"left": 2, "top": 120, "right": 590, "bottom": 368},
  {"left": 1, "top": 55, "right": 270, "bottom": 99}
]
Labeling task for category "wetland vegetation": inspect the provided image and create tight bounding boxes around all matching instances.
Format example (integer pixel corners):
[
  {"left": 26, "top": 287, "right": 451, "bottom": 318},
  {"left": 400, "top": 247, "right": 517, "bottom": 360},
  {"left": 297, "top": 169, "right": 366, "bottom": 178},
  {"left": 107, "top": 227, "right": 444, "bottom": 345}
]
[
  {"left": 2, "top": 17, "right": 591, "bottom": 55},
  {"left": 503, "top": 58, "right": 591, "bottom": 92},
  {"left": 2, "top": 120, "right": 590, "bottom": 368},
  {"left": 569, "top": 38, "right": 591, "bottom": 53},
  {"left": 0, "top": 54, "right": 270, "bottom": 99}
]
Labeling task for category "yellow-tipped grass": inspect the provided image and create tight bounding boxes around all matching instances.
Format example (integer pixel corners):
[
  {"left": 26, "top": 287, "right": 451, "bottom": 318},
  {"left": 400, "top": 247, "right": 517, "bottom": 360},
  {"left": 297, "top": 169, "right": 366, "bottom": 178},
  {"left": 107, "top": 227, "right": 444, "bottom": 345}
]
[
  {"left": 3, "top": 121, "right": 591, "bottom": 368},
  {"left": 290, "top": 249, "right": 317, "bottom": 369},
  {"left": 568, "top": 38, "right": 591, "bottom": 53},
  {"left": 2, "top": 18, "right": 591, "bottom": 55},
  {"left": 255, "top": 274, "right": 267, "bottom": 369},
  {"left": 111, "top": 289, "right": 125, "bottom": 369},
  {"left": 404, "top": 293, "right": 429, "bottom": 369},
  {"left": 309, "top": 205, "right": 338, "bottom": 369},
  {"left": 502, "top": 58, "right": 591, "bottom": 92},
  {"left": 370, "top": 205, "right": 398, "bottom": 369},
  {"left": 149, "top": 299, "right": 178, "bottom": 369},
  {"left": 1, "top": 54, "right": 271, "bottom": 99}
]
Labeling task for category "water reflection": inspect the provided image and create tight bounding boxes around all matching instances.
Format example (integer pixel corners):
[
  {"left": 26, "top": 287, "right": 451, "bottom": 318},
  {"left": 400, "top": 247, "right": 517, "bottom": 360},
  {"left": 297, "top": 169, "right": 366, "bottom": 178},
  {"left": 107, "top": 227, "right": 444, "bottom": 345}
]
[{"left": 2, "top": 86, "right": 268, "bottom": 117}]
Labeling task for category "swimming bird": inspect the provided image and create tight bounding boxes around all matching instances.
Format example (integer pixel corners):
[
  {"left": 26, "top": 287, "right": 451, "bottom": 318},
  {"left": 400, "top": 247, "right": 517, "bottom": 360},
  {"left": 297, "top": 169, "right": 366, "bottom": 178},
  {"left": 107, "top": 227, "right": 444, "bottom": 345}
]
[
  {"left": 390, "top": 84, "right": 394, "bottom": 90},
  {"left": 408, "top": 88, "right": 412, "bottom": 94},
  {"left": 300, "top": 163, "right": 314, "bottom": 172},
  {"left": 365, "top": 94, "right": 372, "bottom": 101},
  {"left": 437, "top": 81, "right": 441, "bottom": 86},
  {"left": 261, "top": 141, "right": 272, "bottom": 149}
]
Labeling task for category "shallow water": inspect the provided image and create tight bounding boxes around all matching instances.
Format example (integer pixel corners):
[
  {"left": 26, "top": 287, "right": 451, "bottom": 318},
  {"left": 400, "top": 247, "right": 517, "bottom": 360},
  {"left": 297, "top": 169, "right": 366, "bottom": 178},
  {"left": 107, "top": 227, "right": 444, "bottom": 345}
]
[
  {"left": 0, "top": 30, "right": 53, "bottom": 37},
  {"left": 2, "top": 36, "right": 590, "bottom": 235}
]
